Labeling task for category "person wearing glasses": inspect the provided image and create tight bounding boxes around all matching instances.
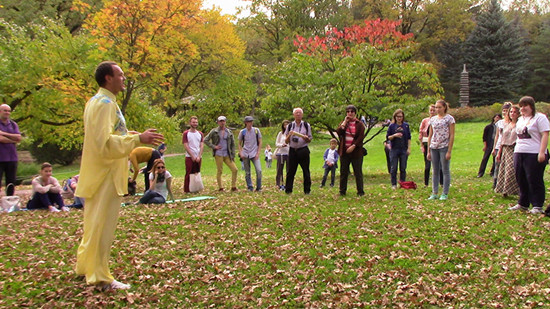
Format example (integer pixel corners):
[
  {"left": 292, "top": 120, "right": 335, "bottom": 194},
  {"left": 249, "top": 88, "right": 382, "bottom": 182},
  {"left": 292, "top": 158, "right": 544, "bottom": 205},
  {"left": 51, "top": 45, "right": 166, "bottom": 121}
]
[
  {"left": 509, "top": 96, "right": 550, "bottom": 214},
  {"left": 138, "top": 159, "right": 174, "bottom": 204},
  {"left": 336, "top": 105, "right": 365, "bottom": 196}
]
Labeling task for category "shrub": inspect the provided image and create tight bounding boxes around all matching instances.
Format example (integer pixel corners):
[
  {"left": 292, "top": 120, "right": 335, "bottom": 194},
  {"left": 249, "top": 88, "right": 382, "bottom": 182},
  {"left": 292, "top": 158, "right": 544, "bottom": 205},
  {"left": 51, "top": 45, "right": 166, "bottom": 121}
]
[{"left": 29, "top": 140, "right": 81, "bottom": 166}]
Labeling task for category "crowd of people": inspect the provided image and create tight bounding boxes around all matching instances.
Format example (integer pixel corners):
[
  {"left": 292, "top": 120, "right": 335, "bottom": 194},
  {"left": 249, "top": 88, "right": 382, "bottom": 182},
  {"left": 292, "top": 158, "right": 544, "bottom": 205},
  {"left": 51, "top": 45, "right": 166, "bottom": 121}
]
[{"left": 3, "top": 61, "right": 550, "bottom": 291}]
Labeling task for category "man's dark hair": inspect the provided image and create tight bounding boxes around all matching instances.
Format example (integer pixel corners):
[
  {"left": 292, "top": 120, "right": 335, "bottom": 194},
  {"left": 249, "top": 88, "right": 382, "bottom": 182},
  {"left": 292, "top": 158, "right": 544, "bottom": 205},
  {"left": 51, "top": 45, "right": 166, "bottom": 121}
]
[
  {"left": 346, "top": 105, "right": 357, "bottom": 113},
  {"left": 95, "top": 61, "right": 117, "bottom": 87}
]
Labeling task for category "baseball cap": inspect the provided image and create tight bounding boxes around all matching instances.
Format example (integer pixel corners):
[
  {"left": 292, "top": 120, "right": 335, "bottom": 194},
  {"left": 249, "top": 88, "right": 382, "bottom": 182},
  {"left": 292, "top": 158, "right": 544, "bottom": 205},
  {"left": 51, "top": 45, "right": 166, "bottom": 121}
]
[
  {"left": 217, "top": 115, "right": 227, "bottom": 121},
  {"left": 244, "top": 116, "right": 254, "bottom": 122}
]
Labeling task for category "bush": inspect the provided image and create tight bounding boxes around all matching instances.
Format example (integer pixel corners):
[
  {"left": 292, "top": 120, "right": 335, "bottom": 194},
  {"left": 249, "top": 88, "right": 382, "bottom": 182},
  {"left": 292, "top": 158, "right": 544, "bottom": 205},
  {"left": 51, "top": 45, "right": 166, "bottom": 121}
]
[
  {"left": 29, "top": 140, "right": 81, "bottom": 166},
  {"left": 449, "top": 103, "right": 504, "bottom": 122}
]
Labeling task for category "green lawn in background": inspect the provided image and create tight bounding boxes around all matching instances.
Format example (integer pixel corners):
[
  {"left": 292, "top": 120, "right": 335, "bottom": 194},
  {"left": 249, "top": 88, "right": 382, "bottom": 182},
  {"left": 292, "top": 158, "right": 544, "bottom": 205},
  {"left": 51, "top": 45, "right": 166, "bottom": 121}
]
[{"left": 1, "top": 122, "right": 549, "bottom": 308}]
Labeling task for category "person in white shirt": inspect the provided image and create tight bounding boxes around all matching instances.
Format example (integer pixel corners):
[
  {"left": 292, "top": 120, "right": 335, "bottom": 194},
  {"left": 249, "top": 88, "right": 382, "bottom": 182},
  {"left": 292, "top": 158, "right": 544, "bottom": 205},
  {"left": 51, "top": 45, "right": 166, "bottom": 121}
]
[
  {"left": 182, "top": 116, "right": 204, "bottom": 193},
  {"left": 138, "top": 159, "right": 174, "bottom": 204},
  {"left": 508, "top": 96, "right": 550, "bottom": 214}
]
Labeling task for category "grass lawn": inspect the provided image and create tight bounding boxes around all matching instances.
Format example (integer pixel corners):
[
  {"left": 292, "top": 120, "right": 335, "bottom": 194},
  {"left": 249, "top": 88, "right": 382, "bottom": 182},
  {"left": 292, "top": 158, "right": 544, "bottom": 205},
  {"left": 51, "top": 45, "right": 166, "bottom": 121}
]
[{"left": 1, "top": 122, "right": 550, "bottom": 307}]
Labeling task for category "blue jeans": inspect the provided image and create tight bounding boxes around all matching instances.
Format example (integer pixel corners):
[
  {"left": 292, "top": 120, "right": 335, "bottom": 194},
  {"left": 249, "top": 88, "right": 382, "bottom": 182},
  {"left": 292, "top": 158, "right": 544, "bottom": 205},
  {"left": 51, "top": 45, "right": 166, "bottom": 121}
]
[
  {"left": 243, "top": 157, "right": 262, "bottom": 191},
  {"left": 139, "top": 190, "right": 165, "bottom": 204},
  {"left": 390, "top": 148, "right": 408, "bottom": 186},
  {"left": 430, "top": 147, "right": 451, "bottom": 195}
]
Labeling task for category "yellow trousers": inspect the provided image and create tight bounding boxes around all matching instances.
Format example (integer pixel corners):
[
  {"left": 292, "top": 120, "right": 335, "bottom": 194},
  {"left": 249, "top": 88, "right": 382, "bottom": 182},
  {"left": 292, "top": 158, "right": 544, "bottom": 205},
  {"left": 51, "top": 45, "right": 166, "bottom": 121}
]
[
  {"left": 75, "top": 177, "right": 122, "bottom": 285},
  {"left": 214, "top": 155, "right": 238, "bottom": 189}
]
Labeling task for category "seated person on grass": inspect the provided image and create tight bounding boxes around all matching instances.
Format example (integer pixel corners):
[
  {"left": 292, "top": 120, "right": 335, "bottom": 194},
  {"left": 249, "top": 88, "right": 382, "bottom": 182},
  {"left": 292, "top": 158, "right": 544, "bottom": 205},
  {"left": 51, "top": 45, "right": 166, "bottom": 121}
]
[
  {"left": 27, "top": 162, "right": 69, "bottom": 212},
  {"left": 138, "top": 159, "right": 174, "bottom": 204}
]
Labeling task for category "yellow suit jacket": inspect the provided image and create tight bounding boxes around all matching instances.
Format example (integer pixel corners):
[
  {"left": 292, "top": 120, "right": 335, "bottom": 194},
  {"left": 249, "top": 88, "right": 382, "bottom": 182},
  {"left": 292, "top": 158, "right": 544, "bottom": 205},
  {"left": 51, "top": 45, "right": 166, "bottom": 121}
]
[{"left": 76, "top": 88, "right": 141, "bottom": 198}]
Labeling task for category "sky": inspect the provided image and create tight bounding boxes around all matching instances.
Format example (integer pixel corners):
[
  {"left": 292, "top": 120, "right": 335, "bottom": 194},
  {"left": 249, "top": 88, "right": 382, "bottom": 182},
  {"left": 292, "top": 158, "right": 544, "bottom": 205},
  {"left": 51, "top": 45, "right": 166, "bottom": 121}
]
[{"left": 202, "top": 0, "right": 250, "bottom": 17}]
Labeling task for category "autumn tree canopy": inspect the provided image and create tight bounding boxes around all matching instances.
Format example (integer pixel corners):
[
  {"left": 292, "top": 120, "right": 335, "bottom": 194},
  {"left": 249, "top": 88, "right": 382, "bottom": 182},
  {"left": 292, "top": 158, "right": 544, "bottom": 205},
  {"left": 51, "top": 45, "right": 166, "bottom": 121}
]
[{"left": 263, "top": 19, "right": 441, "bottom": 144}]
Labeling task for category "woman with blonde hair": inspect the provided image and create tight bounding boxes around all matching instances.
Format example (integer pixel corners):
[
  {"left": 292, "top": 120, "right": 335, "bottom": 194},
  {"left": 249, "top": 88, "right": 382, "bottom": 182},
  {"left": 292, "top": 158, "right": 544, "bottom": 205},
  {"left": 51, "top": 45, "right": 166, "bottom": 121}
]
[
  {"left": 138, "top": 159, "right": 174, "bottom": 204},
  {"left": 427, "top": 100, "right": 455, "bottom": 200},
  {"left": 495, "top": 105, "right": 519, "bottom": 196}
]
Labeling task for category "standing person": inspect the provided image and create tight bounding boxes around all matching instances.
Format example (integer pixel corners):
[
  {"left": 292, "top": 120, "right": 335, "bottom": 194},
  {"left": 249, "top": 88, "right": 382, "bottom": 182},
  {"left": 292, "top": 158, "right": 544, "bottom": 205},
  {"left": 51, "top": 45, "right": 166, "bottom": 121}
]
[
  {"left": 138, "top": 159, "right": 174, "bottom": 204},
  {"left": 492, "top": 102, "right": 512, "bottom": 188},
  {"left": 238, "top": 116, "right": 262, "bottom": 192},
  {"left": 285, "top": 108, "right": 313, "bottom": 194},
  {"left": 182, "top": 116, "right": 204, "bottom": 193},
  {"left": 0, "top": 104, "right": 21, "bottom": 196},
  {"left": 157, "top": 143, "right": 167, "bottom": 160},
  {"left": 128, "top": 147, "right": 162, "bottom": 191},
  {"left": 427, "top": 99, "right": 455, "bottom": 200},
  {"left": 75, "top": 61, "right": 164, "bottom": 290},
  {"left": 419, "top": 105, "right": 442, "bottom": 187},
  {"left": 275, "top": 120, "right": 290, "bottom": 190},
  {"left": 27, "top": 162, "right": 69, "bottom": 212},
  {"left": 204, "top": 116, "right": 238, "bottom": 192},
  {"left": 509, "top": 96, "right": 549, "bottom": 214},
  {"left": 477, "top": 114, "right": 501, "bottom": 178},
  {"left": 495, "top": 105, "right": 519, "bottom": 196},
  {"left": 336, "top": 105, "right": 366, "bottom": 196},
  {"left": 320, "top": 138, "right": 339, "bottom": 188},
  {"left": 386, "top": 109, "right": 411, "bottom": 189},
  {"left": 264, "top": 145, "right": 273, "bottom": 168}
]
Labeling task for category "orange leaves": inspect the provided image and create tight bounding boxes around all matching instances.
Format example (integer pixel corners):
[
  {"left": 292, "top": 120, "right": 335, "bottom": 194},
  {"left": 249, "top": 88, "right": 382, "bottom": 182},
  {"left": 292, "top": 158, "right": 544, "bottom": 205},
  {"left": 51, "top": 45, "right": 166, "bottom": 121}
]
[{"left": 294, "top": 19, "right": 414, "bottom": 59}]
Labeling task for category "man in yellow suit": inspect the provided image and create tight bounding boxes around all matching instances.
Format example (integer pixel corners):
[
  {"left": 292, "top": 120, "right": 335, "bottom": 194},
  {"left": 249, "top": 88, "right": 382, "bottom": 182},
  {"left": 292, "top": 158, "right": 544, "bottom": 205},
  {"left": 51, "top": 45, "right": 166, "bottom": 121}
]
[{"left": 75, "top": 61, "right": 163, "bottom": 290}]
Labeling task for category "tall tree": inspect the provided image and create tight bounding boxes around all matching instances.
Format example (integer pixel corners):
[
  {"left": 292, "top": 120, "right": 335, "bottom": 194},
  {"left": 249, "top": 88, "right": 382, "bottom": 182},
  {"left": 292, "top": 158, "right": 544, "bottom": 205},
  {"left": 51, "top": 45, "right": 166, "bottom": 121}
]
[
  {"left": 82, "top": 0, "right": 202, "bottom": 113},
  {"left": 527, "top": 17, "right": 550, "bottom": 102},
  {"left": 463, "top": 0, "right": 529, "bottom": 106},
  {"left": 238, "top": 0, "right": 353, "bottom": 65},
  {"left": 351, "top": 0, "right": 475, "bottom": 61},
  {"left": 0, "top": 0, "right": 103, "bottom": 33},
  {"left": 263, "top": 19, "right": 441, "bottom": 143}
]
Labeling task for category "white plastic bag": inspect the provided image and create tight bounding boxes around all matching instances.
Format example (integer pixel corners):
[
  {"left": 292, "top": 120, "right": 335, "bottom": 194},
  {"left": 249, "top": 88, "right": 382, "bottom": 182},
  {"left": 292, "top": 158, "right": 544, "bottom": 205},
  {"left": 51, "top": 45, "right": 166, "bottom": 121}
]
[
  {"left": 2, "top": 195, "right": 20, "bottom": 213},
  {"left": 189, "top": 173, "right": 204, "bottom": 193}
]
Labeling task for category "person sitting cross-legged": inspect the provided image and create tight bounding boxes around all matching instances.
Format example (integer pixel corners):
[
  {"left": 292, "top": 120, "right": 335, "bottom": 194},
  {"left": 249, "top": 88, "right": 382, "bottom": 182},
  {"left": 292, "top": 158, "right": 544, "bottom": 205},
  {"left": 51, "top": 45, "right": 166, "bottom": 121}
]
[{"left": 27, "top": 162, "right": 69, "bottom": 212}]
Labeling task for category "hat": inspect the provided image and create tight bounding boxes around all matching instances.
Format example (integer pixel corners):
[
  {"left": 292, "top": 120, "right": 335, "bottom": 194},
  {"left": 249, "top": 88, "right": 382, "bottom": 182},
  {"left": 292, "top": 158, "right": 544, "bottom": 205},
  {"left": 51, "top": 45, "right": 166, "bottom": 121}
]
[
  {"left": 244, "top": 116, "right": 254, "bottom": 122},
  {"left": 217, "top": 115, "right": 227, "bottom": 121}
]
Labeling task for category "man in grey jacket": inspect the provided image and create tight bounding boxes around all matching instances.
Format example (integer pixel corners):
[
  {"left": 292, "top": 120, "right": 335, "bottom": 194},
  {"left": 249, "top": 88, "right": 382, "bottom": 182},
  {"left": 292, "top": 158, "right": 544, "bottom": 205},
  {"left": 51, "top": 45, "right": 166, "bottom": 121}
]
[{"left": 204, "top": 116, "right": 238, "bottom": 191}]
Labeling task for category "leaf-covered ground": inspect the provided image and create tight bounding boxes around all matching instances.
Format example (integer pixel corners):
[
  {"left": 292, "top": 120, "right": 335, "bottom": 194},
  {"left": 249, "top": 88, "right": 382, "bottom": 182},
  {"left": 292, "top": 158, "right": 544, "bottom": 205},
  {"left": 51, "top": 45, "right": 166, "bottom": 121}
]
[{"left": 2, "top": 122, "right": 550, "bottom": 307}]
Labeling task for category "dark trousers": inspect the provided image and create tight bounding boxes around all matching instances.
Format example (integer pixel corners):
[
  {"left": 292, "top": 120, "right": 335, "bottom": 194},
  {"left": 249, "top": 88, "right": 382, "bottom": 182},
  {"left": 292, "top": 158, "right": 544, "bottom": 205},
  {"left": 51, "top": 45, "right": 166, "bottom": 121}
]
[
  {"left": 285, "top": 147, "right": 311, "bottom": 194},
  {"left": 514, "top": 152, "right": 547, "bottom": 208},
  {"left": 144, "top": 150, "right": 162, "bottom": 191},
  {"left": 276, "top": 154, "right": 289, "bottom": 187},
  {"left": 478, "top": 147, "right": 495, "bottom": 177},
  {"left": 390, "top": 148, "right": 408, "bottom": 186},
  {"left": 0, "top": 161, "right": 17, "bottom": 196},
  {"left": 184, "top": 157, "right": 202, "bottom": 193},
  {"left": 339, "top": 154, "right": 364, "bottom": 195},
  {"left": 384, "top": 146, "right": 391, "bottom": 173},
  {"left": 321, "top": 165, "right": 336, "bottom": 187},
  {"left": 27, "top": 192, "right": 65, "bottom": 210}
]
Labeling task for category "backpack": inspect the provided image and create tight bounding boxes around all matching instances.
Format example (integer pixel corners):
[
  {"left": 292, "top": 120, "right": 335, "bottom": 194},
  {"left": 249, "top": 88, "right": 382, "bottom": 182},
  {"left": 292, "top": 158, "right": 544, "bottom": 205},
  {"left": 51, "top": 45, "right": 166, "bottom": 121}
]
[
  {"left": 289, "top": 121, "right": 310, "bottom": 136},
  {"left": 240, "top": 127, "right": 260, "bottom": 147}
]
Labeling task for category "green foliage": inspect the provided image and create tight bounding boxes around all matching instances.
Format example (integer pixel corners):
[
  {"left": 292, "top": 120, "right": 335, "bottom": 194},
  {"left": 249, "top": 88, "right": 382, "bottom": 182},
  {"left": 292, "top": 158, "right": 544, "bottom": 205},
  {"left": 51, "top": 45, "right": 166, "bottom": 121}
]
[
  {"left": 0, "top": 0, "right": 103, "bottom": 33},
  {"left": 263, "top": 43, "right": 442, "bottom": 143},
  {"left": 527, "top": 17, "right": 550, "bottom": 102},
  {"left": 179, "top": 75, "right": 257, "bottom": 133},
  {"left": 123, "top": 95, "right": 180, "bottom": 143},
  {"left": 28, "top": 139, "right": 81, "bottom": 166},
  {"left": 0, "top": 18, "right": 100, "bottom": 150},
  {"left": 463, "top": 0, "right": 529, "bottom": 106}
]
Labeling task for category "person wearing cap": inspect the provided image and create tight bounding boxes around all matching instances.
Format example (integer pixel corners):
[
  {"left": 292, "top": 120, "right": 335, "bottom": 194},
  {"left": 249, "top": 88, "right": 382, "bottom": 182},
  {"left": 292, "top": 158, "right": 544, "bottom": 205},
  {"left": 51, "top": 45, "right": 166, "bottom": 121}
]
[
  {"left": 238, "top": 116, "right": 262, "bottom": 191},
  {"left": 204, "top": 116, "right": 238, "bottom": 191}
]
